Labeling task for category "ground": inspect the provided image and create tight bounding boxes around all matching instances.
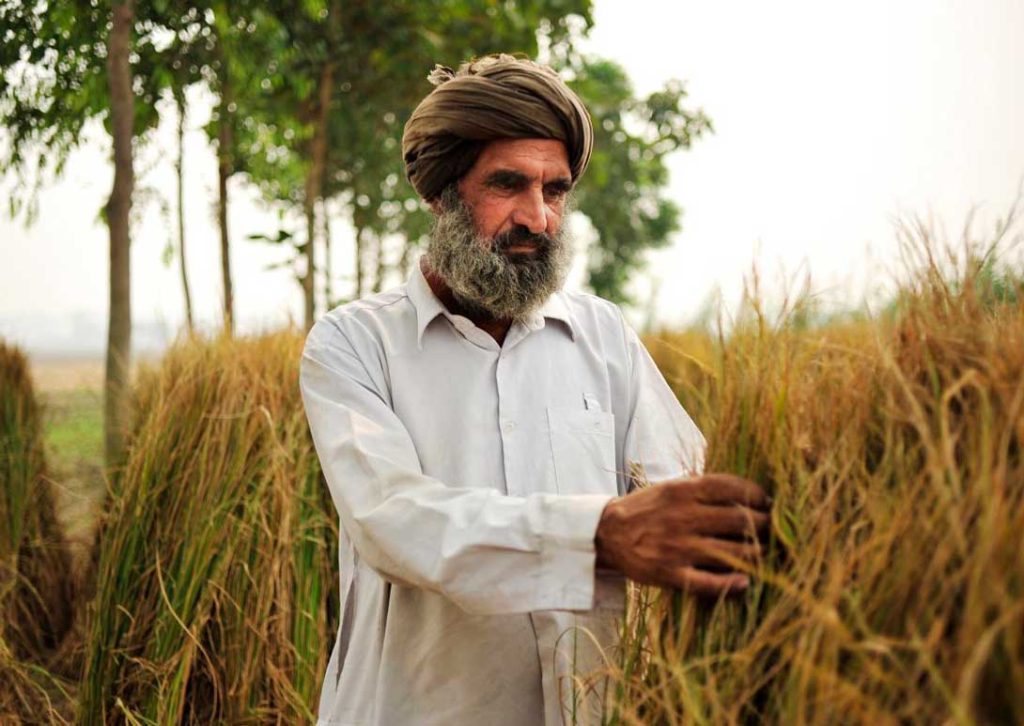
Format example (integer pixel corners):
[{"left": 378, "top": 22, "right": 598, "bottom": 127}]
[{"left": 31, "top": 357, "right": 105, "bottom": 573}]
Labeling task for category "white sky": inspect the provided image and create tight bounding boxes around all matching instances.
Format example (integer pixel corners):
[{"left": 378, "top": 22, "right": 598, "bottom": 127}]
[{"left": 1, "top": 0, "right": 1023, "bottom": 353}]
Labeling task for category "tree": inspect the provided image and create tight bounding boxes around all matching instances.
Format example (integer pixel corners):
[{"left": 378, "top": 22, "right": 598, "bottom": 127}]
[
  {"left": 564, "top": 56, "right": 712, "bottom": 305},
  {"left": 153, "top": 0, "right": 267, "bottom": 335},
  {"left": 0, "top": 0, "right": 184, "bottom": 463},
  {"left": 144, "top": 4, "right": 210, "bottom": 334},
  {"left": 214, "top": 0, "right": 348, "bottom": 331},
  {"left": 204, "top": 1, "right": 248, "bottom": 334},
  {"left": 173, "top": 92, "right": 194, "bottom": 332},
  {"left": 105, "top": 0, "right": 136, "bottom": 465},
  {"left": 157, "top": 0, "right": 251, "bottom": 335},
  {"left": 3, "top": 1, "right": 705, "bottom": 409}
]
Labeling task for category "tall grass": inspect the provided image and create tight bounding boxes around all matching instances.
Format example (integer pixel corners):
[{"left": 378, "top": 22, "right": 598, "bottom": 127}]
[
  {"left": 608, "top": 217, "right": 1024, "bottom": 723},
  {"left": 64, "top": 215, "right": 1023, "bottom": 723},
  {"left": 0, "top": 341, "right": 74, "bottom": 723},
  {"left": 80, "top": 333, "right": 337, "bottom": 724}
]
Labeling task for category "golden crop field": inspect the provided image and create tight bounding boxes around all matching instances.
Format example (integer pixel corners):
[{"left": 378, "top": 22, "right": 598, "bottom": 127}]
[
  {"left": 1, "top": 224, "right": 1022, "bottom": 724},
  {"left": 618, "top": 248, "right": 1024, "bottom": 724}
]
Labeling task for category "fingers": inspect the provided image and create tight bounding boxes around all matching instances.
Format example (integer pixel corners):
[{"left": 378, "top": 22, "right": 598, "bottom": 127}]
[
  {"left": 685, "top": 537, "right": 763, "bottom": 570},
  {"left": 691, "top": 474, "right": 771, "bottom": 510},
  {"left": 686, "top": 503, "right": 770, "bottom": 539},
  {"left": 672, "top": 566, "right": 750, "bottom": 597},
  {"left": 602, "top": 474, "right": 774, "bottom": 595}
]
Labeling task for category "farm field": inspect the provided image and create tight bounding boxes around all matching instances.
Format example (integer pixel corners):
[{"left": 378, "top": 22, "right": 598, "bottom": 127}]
[
  {"left": 38, "top": 382, "right": 105, "bottom": 570},
  {"left": 2, "top": 231, "right": 1022, "bottom": 724},
  {"left": 3, "top": 1, "right": 1021, "bottom": 722}
]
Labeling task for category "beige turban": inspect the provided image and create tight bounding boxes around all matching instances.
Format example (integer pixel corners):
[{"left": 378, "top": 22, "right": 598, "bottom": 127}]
[{"left": 401, "top": 54, "right": 593, "bottom": 202}]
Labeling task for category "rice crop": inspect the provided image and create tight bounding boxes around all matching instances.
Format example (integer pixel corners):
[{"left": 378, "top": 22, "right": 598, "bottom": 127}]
[
  {"left": 0, "top": 341, "right": 74, "bottom": 723},
  {"left": 604, "top": 217, "right": 1024, "bottom": 724},
  {"left": 80, "top": 333, "right": 337, "bottom": 724},
  {"left": 53, "top": 215, "right": 1024, "bottom": 724}
]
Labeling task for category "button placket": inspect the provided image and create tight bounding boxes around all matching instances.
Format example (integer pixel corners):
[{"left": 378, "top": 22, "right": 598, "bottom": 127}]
[
  {"left": 503, "top": 317, "right": 541, "bottom": 351},
  {"left": 496, "top": 350, "right": 519, "bottom": 497},
  {"left": 448, "top": 315, "right": 500, "bottom": 350}
]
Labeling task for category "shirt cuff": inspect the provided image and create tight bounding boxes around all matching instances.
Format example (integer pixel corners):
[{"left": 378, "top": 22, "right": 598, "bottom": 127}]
[
  {"left": 594, "top": 568, "right": 627, "bottom": 611},
  {"left": 537, "top": 493, "right": 616, "bottom": 612}
]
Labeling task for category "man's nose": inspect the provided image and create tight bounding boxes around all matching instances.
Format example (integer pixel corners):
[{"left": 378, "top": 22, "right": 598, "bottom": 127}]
[{"left": 510, "top": 188, "right": 548, "bottom": 234}]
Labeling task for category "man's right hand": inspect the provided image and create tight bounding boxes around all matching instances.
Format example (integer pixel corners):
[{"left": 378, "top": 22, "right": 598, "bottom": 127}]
[{"left": 594, "top": 474, "right": 771, "bottom": 597}]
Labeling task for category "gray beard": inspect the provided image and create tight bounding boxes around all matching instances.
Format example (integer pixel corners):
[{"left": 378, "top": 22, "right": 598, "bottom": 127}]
[{"left": 425, "top": 186, "right": 574, "bottom": 321}]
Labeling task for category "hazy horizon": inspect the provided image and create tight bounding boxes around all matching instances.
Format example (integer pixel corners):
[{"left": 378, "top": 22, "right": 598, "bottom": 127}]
[{"left": 3, "top": 0, "right": 1023, "bottom": 357}]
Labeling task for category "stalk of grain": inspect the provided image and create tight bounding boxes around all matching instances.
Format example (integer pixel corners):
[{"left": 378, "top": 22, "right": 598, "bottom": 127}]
[
  {"left": 0, "top": 341, "right": 74, "bottom": 724},
  {"left": 608, "top": 216, "right": 1024, "bottom": 724},
  {"left": 80, "top": 332, "right": 337, "bottom": 724}
]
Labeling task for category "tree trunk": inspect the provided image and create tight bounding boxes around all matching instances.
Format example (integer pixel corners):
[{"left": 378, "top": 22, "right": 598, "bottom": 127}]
[
  {"left": 217, "top": 77, "right": 234, "bottom": 335},
  {"left": 398, "top": 236, "right": 414, "bottom": 281},
  {"left": 104, "top": 0, "right": 135, "bottom": 467},
  {"left": 354, "top": 224, "right": 365, "bottom": 300},
  {"left": 302, "top": 196, "right": 317, "bottom": 330},
  {"left": 175, "top": 95, "right": 194, "bottom": 333},
  {"left": 321, "top": 197, "right": 333, "bottom": 307},
  {"left": 372, "top": 231, "right": 385, "bottom": 293},
  {"left": 302, "top": 61, "right": 334, "bottom": 330}
]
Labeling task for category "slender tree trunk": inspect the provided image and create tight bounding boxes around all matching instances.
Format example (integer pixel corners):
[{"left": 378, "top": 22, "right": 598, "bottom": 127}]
[
  {"left": 175, "top": 95, "right": 194, "bottom": 333},
  {"left": 302, "top": 193, "right": 317, "bottom": 330},
  {"left": 321, "top": 197, "right": 333, "bottom": 307},
  {"left": 372, "top": 232, "right": 385, "bottom": 293},
  {"left": 398, "top": 234, "right": 419, "bottom": 281},
  {"left": 216, "top": 77, "right": 234, "bottom": 335},
  {"left": 354, "top": 224, "right": 365, "bottom": 300},
  {"left": 104, "top": 0, "right": 134, "bottom": 467},
  {"left": 302, "top": 62, "right": 334, "bottom": 330}
]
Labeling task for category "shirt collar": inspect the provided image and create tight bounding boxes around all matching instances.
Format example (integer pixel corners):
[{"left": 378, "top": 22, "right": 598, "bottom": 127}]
[
  {"left": 407, "top": 257, "right": 577, "bottom": 349},
  {"left": 528, "top": 288, "right": 577, "bottom": 341},
  {"left": 408, "top": 259, "right": 448, "bottom": 349}
]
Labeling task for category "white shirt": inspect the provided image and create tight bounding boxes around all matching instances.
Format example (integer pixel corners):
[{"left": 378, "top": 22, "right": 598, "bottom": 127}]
[{"left": 300, "top": 258, "right": 704, "bottom": 726}]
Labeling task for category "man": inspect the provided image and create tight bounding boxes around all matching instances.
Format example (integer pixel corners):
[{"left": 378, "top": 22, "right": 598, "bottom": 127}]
[{"left": 300, "top": 54, "right": 769, "bottom": 726}]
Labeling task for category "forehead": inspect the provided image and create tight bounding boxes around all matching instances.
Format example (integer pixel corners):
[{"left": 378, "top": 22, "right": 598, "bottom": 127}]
[{"left": 467, "top": 138, "right": 571, "bottom": 179}]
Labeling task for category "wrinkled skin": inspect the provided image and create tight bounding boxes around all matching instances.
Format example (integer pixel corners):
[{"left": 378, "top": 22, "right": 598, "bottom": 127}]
[{"left": 596, "top": 474, "right": 771, "bottom": 596}]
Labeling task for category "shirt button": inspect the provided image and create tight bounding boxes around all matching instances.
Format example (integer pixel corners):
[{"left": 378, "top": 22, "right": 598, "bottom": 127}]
[{"left": 503, "top": 420, "right": 516, "bottom": 431}]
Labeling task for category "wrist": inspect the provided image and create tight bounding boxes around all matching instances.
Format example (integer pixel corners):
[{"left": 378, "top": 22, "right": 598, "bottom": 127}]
[{"left": 594, "top": 496, "right": 624, "bottom": 572}]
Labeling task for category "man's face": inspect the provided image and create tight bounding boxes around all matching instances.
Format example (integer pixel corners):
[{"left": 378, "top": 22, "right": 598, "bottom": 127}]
[
  {"left": 456, "top": 138, "right": 573, "bottom": 244},
  {"left": 425, "top": 138, "right": 575, "bottom": 321}
]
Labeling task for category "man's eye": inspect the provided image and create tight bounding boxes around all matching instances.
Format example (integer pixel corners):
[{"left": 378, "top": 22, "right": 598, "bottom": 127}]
[
  {"left": 544, "top": 187, "right": 569, "bottom": 201},
  {"left": 487, "top": 179, "right": 521, "bottom": 193}
]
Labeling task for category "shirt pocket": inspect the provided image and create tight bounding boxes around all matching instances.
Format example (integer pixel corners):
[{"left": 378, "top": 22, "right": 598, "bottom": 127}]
[{"left": 546, "top": 405, "right": 617, "bottom": 495}]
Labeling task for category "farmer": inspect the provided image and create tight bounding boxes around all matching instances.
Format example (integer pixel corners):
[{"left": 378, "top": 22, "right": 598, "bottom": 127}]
[{"left": 300, "top": 54, "right": 770, "bottom": 726}]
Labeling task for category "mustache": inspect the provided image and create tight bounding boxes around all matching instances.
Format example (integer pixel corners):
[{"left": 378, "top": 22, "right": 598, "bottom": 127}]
[{"left": 491, "top": 225, "right": 555, "bottom": 253}]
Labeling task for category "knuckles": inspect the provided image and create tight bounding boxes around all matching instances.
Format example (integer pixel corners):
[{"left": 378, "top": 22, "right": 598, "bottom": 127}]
[{"left": 608, "top": 472, "right": 774, "bottom": 593}]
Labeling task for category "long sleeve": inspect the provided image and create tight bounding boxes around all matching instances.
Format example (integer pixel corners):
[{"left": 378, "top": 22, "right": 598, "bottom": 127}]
[{"left": 300, "top": 321, "right": 614, "bottom": 616}]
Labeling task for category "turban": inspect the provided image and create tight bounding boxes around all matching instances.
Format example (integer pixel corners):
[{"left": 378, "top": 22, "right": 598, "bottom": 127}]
[{"left": 402, "top": 54, "right": 593, "bottom": 202}]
